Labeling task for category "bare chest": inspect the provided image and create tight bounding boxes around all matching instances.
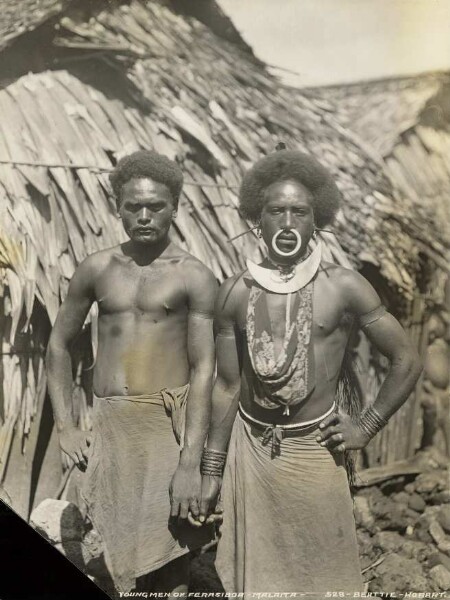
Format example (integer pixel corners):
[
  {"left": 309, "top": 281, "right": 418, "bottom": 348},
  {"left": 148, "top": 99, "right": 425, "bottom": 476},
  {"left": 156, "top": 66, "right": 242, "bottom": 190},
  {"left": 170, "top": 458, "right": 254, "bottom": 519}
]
[
  {"left": 237, "top": 277, "right": 352, "bottom": 341},
  {"left": 95, "top": 261, "right": 186, "bottom": 316}
]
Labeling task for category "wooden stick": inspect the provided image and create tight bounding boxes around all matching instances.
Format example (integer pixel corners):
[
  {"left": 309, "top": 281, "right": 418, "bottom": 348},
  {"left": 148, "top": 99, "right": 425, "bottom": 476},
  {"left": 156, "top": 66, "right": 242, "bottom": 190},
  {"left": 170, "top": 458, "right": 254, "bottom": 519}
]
[{"left": 227, "top": 225, "right": 259, "bottom": 243}]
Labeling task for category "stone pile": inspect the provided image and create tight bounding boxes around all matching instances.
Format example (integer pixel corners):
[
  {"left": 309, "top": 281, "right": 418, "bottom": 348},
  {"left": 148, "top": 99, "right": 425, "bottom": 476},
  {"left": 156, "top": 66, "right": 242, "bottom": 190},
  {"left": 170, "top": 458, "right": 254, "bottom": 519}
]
[{"left": 355, "top": 457, "right": 450, "bottom": 593}]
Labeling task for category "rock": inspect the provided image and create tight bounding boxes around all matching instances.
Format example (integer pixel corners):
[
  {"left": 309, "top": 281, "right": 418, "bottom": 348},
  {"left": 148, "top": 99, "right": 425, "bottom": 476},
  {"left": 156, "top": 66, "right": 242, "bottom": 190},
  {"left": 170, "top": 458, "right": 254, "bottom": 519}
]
[
  {"left": 428, "top": 551, "right": 450, "bottom": 572},
  {"left": 373, "top": 531, "right": 403, "bottom": 553},
  {"left": 429, "top": 520, "right": 447, "bottom": 546},
  {"left": 414, "top": 516, "right": 434, "bottom": 544},
  {"left": 405, "top": 482, "right": 416, "bottom": 494},
  {"left": 404, "top": 508, "right": 421, "bottom": 526},
  {"left": 401, "top": 539, "right": 431, "bottom": 562},
  {"left": 429, "top": 565, "right": 450, "bottom": 591},
  {"left": 415, "top": 472, "right": 446, "bottom": 495},
  {"left": 438, "top": 505, "right": 450, "bottom": 533},
  {"left": 30, "top": 499, "right": 84, "bottom": 544},
  {"left": 393, "top": 491, "right": 410, "bottom": 504},
  {"left": 438, "top": 539, "right": 450, "bottom": 557},
  {"left": 432, "top": 490, "right": 450, "bottom": 505},
  {"left": 369, "top": 495, "right": 408, "bottom": 531},
  {"left": 418, "top": 447, "right": 449, "bottom": 469},
  {"left": 354, "top": 496, "right": 375, "bottom": 530},
  {"left": 408, "top": 493, "right": 426, "bottom": 512},
  {"left": 368, "top": 554, "right": 428, "bottom": 593},
  {"left": 423, "top": 505, "right": 443, "bottom": 523}
]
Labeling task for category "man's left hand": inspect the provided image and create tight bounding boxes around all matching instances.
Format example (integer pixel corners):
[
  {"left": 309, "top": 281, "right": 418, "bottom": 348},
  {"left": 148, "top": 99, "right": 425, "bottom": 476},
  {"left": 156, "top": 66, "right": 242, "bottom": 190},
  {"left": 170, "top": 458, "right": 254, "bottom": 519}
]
[
  {"left": 316, "top": 410, "right": 370, "bottom": 452},
  {"left": 169, "top": 465, "right": 201, "bottom": 521}
]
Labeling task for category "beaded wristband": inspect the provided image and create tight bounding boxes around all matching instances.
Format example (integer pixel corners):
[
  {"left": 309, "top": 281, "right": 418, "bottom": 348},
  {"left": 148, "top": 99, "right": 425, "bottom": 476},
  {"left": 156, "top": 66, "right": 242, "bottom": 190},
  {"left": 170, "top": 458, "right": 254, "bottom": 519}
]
[
  {"left": 201, "top": 448, "right": 227, "bottom": 477},
  {"left": 358, "top": 405, "right": 389, "bottom": 440}
]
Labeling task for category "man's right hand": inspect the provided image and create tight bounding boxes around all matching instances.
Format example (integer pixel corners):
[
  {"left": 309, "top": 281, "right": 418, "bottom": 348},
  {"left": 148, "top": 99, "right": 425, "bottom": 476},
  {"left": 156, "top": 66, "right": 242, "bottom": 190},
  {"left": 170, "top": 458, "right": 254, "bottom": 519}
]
[
  {"left": 59, "top": 427, "right": 92, "bottom": 471},
  {"left": 198, "top": 474, "right": 223, "bottom": 525}
]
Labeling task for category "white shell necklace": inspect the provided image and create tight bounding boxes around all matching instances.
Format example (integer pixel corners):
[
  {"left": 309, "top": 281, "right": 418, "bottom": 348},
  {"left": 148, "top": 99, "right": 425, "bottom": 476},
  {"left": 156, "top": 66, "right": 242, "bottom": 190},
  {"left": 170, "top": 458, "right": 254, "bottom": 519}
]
[{"left": 246, "top": 242, "right": 322, "bottom": 294}]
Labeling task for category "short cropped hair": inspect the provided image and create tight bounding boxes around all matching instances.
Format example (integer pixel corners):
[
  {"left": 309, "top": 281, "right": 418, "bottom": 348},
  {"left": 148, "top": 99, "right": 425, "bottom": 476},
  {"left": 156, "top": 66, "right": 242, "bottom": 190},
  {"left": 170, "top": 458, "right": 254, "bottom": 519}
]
[
  {"left": 239, "top": 150, "right": 341, "bottom": 228},
  {"left": 110, "top": 150, "right": 183, "bottom": 209}
]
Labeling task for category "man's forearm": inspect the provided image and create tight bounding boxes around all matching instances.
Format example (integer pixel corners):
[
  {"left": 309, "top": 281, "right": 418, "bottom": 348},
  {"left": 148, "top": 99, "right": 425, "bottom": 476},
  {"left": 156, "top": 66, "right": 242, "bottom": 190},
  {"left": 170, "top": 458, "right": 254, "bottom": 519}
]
[
  {"left": 206, "top": 378, "right": 240, "bottom": 453},
  {"left": 46, "top": 342, "right": 76, "bottom": 432},
  {"left": 373, "top": 354, "right": 422, "bottom": 418},
  {"left": 179, "top": 369, "right": 213, "bottom": 468}
]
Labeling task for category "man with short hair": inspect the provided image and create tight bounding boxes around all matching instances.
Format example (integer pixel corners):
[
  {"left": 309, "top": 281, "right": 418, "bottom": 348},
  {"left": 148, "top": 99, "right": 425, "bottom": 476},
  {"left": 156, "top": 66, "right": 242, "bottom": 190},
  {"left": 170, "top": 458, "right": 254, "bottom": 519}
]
[
  {"left": 199, "top": 150, "right": 422, "bottom": 595},
  {"left": 47, "top": 151, "right": 216, "bottom": 596}
]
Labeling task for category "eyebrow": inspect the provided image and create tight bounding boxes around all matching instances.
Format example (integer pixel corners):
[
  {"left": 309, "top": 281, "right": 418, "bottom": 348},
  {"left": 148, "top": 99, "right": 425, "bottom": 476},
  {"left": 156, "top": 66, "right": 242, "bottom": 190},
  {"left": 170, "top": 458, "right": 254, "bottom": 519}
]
[{"left": 123, "top": 199, "right": 166, "bottom": 206}]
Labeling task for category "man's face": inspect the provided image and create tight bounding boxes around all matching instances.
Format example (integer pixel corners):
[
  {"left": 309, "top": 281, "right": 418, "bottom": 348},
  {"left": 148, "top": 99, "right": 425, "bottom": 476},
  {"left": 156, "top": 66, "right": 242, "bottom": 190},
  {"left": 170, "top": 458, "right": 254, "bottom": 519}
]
[
  {"left": 260, "top": 179, "right": 314, "bottom": 262},
  {"left": 118, "top": 177, "right": 176, "bottom": 245}
]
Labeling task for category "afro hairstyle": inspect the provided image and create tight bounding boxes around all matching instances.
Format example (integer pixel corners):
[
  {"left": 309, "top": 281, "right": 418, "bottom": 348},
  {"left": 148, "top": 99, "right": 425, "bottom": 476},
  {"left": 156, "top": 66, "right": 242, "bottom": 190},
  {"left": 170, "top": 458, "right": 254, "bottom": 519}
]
[
  {"left": 239, "top": 150, "right": 341, "bottom": 228},
  {"left": 110, "top": 150, "right": 183, "bottom": 209}
]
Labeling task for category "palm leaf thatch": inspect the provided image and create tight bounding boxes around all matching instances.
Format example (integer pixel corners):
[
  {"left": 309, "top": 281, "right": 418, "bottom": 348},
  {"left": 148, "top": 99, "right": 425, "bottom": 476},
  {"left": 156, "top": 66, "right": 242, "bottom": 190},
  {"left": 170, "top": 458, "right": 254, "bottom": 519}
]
[
  {"left": 306, "top": 73, "right": 450, "bottom": 281},
  {"left": 0, "top": 0, "right": 446, "bottom": 496},
  {"left": 0, "top": 0, "right": 71, "bottom": 50}
]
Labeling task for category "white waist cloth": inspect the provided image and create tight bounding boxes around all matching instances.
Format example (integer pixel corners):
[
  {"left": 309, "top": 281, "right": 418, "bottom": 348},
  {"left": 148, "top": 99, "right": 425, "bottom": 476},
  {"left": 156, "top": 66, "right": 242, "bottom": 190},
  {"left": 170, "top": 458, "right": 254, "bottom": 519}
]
[{"left": 238, "top": 400, "right": 335, "bottom": 430}]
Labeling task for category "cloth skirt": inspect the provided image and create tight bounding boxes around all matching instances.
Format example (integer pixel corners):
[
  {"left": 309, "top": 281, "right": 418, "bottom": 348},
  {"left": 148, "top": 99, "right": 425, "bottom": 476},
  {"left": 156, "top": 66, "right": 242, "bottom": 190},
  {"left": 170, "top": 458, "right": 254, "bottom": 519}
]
[
  {"left": 82, "top": 385, "right": 211, "bottom": 593},
  {"left": 215, "top": 412, "right": 364, "bottom": 597}
]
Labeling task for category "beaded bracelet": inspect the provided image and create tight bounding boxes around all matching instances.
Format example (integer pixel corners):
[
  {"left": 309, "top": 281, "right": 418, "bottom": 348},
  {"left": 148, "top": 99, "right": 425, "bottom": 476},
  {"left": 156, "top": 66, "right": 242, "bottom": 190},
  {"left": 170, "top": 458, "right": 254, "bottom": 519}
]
[
  {"left": 201, "top": 448, "right": 227, "bottom": 477},
  {"left": 358, "top": 405, "right": 389, "bottom": 440}
]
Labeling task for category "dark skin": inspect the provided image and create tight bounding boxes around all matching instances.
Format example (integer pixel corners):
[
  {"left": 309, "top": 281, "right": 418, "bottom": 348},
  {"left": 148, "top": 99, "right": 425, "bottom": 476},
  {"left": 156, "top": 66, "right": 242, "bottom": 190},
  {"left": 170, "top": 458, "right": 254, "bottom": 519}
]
[
  {"left": 47, "top": 177, "right": 217, "bottom": 595},
  {"left": 198, "top": 179, "right": 422, "bottom": 521}
]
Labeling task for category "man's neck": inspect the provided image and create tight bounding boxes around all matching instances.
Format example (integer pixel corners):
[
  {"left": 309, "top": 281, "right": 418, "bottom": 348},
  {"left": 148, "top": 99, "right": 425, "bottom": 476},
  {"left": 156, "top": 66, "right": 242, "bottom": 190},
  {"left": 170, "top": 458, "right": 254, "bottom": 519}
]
[
  {"left": 262, "top": 249, "right": 308, "bottom": 270},
  {"left": 121, "top": 238, "right": 172, "bottom": 266}
]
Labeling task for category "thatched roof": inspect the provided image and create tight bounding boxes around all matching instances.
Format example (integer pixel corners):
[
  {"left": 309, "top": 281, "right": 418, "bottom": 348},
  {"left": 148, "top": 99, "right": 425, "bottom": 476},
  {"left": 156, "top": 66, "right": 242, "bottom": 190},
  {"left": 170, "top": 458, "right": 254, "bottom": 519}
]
[
  {"left": 0, "top": 0, "right": 72, "bottom": 51},
  {"left": 305, "top": 73, "right": 450, "bottom": 273},
  {"left": 304, "top": 73, "right": 449, "bottom": 156}
]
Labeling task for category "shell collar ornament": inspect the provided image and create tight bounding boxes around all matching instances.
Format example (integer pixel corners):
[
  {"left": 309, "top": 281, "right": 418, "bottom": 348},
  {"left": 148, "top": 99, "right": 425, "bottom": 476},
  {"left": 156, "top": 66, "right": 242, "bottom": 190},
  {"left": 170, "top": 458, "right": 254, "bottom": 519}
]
[{"left": 247, "top": 240, "right": 322, "bottom": 294}]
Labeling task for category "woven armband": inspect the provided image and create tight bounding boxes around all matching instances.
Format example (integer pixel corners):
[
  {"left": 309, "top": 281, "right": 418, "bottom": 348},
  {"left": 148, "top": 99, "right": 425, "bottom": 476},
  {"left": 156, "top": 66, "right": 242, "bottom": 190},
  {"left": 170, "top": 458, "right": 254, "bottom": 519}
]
[
  {"left": 358, "top": 405, "right": 389, "bottom": 440},
  {"left": 201, "top": 448, "right": 227, "bottom": 477},
  {"left": 359, "top": 305, "right": 387, "bottom": 329}
]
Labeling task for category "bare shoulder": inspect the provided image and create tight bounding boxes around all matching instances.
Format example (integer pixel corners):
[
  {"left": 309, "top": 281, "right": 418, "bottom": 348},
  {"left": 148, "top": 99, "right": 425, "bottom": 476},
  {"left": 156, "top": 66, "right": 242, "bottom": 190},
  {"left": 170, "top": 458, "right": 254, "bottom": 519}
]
[
  {"left": 216, "top": 270, "right": 247, "bottom": 319},
  {"left": 175, "top": 250, "right": 217, "bottom": 289},
  {"left": 79, "top": 245, "right": 123, "bottom": 274},
  {"left": 319, "top": 261, "right": 382, "bottom": 314},
  {"left": 68, "top": 246, "right": 117, "bottom": 293},
  {"left": 171, "top": 248, "right": 218, "bottom": 313}
]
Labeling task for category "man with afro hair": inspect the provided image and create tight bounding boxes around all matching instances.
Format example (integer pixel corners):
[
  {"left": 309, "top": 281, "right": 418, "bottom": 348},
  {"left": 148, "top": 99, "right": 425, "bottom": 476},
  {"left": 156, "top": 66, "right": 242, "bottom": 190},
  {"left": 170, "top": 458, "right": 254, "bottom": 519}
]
[
  {"left": 198, "top": 150, "right": 421, "bottom": 595},
  {"left": 47, "top": 150, "right": 217, "bottom": 595}
]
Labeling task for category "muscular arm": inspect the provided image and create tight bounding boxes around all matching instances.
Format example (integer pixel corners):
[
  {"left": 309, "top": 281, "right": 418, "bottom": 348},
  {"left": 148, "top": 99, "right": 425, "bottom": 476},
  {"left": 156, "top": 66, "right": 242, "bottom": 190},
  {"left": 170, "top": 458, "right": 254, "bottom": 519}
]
[
  {"left": 207, "top": 278, "right": 242, "bottom": 452},
  {"left": 46, "top": 256, "right": 97, "bottom": 468},
  {"left": 180, "top": 263, "right": 217, "bottom": 467},
  {"left": 319, "top": 270, "right": 422, "bottom": 451},
  {"left": 170, "top": 261, "right": 217, "bottom": 519},
  {"left": 198, "top": 277, "right": 242, "bottom": 522},
  {"left": 345, "top": 271, "right": 422, "bottom": 421}
]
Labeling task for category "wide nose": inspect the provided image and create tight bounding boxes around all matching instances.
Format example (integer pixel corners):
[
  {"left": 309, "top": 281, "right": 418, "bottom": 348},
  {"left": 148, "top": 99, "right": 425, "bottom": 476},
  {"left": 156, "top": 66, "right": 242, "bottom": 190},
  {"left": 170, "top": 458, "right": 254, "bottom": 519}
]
[
  {"left": 283, "top": 209, "right": 293, "bottom": 229},
  {"left": 138, "top": 207, "right": 151, "bottom": 223}
]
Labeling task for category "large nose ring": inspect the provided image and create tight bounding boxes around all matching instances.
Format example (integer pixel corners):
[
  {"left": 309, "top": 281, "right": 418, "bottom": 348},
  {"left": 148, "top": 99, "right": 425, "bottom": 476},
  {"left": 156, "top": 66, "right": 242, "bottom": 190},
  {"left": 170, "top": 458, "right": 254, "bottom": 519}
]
[{"left": 271, "top": 229, "right": 302, "bottom": 257}]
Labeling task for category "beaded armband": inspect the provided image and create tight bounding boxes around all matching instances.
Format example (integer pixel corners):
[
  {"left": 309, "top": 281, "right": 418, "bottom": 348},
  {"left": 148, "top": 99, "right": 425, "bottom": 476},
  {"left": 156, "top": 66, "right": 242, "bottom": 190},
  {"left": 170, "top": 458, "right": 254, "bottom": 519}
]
[
  {"left": 201, "top": 448, "right": 227, "bottom": 477},
  {"left": 358, "top": 405, "right": 389, "bottom": 440}
]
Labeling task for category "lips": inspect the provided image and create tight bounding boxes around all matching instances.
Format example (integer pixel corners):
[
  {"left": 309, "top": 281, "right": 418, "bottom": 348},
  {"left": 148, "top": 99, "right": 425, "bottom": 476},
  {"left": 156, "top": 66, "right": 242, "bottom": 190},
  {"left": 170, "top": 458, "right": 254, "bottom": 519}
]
[
  {"left": 277, "top": 231, "right": 297, "bottom": 242},
  {"left": 135, "top": 228, "right": 155, "bottom": 234}
]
